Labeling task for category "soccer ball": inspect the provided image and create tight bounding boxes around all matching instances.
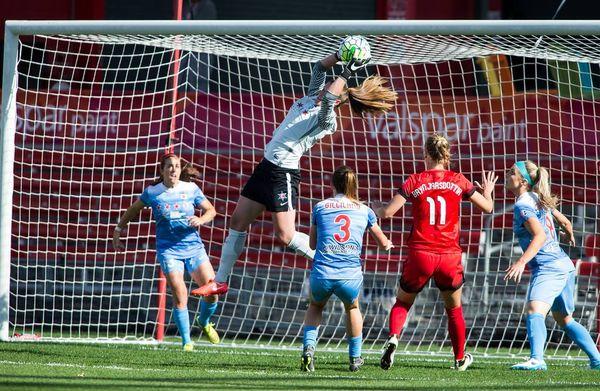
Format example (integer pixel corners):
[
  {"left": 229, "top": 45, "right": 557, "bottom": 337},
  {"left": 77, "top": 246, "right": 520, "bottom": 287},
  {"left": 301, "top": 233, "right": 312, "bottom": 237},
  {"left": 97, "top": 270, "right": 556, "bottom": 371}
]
[{"left": 338, "top": 35, "right": 371, "bottom": 63}]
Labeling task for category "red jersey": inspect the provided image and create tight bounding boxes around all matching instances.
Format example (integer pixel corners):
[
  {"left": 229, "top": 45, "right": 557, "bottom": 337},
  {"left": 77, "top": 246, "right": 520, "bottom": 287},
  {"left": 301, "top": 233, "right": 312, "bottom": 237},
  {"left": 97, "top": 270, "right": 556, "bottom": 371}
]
[{"left": 399, "top": 170, "right": 475, "bottom": 253}]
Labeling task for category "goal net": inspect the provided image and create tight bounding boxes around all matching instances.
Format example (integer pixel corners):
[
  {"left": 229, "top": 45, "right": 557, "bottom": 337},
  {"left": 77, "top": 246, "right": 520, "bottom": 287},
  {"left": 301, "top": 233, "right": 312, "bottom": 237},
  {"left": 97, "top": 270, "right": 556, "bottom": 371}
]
[{"left": 1, "top": 21, "right": 598, "bottom": 357}]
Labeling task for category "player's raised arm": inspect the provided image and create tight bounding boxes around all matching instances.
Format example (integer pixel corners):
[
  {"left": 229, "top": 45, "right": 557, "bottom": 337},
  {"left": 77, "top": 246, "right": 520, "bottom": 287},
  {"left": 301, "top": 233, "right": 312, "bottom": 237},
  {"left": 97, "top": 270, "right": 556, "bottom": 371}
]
[
  {"left": 470, "top": 171, "right": 498, "bottom": 213},
  {"left": 372, "top": 194, "right": 407, "bottom": 219}
]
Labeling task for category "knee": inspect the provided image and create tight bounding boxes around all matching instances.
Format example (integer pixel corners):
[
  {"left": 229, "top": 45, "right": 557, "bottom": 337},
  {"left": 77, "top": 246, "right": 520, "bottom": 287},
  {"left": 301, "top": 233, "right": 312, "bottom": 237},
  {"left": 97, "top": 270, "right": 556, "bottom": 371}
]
[
  {"left": 172, "top": 293, "right": 187, "bottom": 309},
  {"left": 276, "top": 230, "right": 294, "bottom": 246},
  {"left": 344, "top": 300, "right": 359, "bottom": 312},
  {"left": 310, "top": 301, "right": 326, "bottom": 311},
  {"left": 229, "top": 215, "right": 249, "bottom": 232}
]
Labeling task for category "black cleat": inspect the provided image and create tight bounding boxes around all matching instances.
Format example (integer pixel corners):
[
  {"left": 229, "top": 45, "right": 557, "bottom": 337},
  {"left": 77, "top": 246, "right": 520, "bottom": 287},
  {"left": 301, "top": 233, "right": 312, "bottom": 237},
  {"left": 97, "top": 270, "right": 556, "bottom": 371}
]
[{"left": 380, "top": 335, "right": 398, "bottom": 370}]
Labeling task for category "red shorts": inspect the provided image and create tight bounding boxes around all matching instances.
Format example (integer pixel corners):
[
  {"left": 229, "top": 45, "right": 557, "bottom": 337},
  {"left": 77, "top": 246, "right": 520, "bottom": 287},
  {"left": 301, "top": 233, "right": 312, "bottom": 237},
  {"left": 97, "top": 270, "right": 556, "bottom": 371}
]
[{"left": 400, "top": 249, "right": 464, "bottom": 293}]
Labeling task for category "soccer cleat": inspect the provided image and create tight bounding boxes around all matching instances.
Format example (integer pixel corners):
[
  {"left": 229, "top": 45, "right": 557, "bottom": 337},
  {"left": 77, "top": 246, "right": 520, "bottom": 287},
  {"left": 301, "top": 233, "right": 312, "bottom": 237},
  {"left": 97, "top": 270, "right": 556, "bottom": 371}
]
[
  {"left": 183, "top": 342, "right": 194, "bottom": 352},
  {"left": 380, "top": 335, "right": 398, "bottom": 370},
  {"left": 349, "top": 356, "right": 364, "bottom": 372},
  {"left": 201, "top": 322, "right": 221, "bottom": 344},
  {"left": 454, "top": 353, "right": 473, "bottom": 371},
  {"left": 191, "top": 280, "right": 229, "bottom": 297},
  {"left": 591, "top": 362, "right": 600, "bottom": 370},
  {"left": 301, "top": 346, "right": 315, "bottom": 372},
  {"left": 511, "top": 358, "right": 547, "bottom": 371}
]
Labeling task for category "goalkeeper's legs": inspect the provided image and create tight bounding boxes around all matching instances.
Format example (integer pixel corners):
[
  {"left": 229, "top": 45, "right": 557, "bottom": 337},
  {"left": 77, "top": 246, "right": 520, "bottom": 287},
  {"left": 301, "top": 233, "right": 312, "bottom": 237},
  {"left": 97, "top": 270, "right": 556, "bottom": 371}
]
[
  {"left": 193, "top": 197, "right": 264, "bottom": 297},
  {"left": 272, "top": 210, "right": 315, "bottom": 261}
]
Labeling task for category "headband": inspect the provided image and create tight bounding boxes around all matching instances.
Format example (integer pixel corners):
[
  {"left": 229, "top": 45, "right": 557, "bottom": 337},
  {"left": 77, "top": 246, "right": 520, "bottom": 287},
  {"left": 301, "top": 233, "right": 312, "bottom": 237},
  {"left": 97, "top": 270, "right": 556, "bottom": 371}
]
[{"left": 515, "top": 161, "right": 534, "bottom": 186}]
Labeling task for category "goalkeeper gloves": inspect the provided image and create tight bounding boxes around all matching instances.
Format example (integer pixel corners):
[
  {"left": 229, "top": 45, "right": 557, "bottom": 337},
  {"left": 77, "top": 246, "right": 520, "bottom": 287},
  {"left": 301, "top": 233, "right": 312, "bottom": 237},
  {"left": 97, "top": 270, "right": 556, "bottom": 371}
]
[{"left": 339, "top": 56, "right": 371, "bottom": 81}]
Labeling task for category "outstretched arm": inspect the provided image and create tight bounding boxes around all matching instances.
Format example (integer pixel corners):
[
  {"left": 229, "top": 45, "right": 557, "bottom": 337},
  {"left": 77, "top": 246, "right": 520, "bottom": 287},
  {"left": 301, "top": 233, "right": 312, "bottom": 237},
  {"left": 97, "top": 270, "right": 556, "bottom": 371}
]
[
  {"left": 113, "top": 200, "right": 146, "bottom": 251},
  {"left": 470, "top": 171, "right": 498, "bottom": 213},
  {"left": 306, "top": 53, "right": 339, "bottom": 96},
  {"left": 372, "top": 194, "right": 407, "bottom": 219}
]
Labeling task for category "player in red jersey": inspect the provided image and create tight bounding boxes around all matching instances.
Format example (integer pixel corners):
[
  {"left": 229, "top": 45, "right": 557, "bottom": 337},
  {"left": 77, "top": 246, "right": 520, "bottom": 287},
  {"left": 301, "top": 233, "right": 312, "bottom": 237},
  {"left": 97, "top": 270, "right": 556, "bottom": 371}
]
[{"left": 372, "top": 133, "right": 498, "bottom": 371}]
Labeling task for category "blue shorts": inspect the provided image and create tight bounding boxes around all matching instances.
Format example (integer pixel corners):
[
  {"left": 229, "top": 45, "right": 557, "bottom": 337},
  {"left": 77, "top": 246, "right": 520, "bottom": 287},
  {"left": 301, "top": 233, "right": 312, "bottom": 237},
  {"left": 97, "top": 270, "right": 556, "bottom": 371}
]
[
  {"left": 309, "top": 275, "right": 363, "bottom": 306},
  {"left": 157, "top": 249, "right": 209, "bottom": 275},
  {"left": 527, "top": 269, "right": 575, "bottom": 315}
]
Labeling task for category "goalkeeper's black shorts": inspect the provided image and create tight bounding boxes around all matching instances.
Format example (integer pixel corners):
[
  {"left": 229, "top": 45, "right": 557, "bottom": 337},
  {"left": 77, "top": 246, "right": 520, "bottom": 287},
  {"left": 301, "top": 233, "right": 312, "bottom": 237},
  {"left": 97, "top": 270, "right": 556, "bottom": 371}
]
[{"left": 241, "top": 158, "right": 300, "bottom": 213}]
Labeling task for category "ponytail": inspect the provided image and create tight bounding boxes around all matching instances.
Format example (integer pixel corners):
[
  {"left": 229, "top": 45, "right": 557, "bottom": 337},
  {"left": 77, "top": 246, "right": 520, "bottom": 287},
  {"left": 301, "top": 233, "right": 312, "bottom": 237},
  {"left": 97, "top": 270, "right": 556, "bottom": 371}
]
[
  {"left": 425, "top": 133, "right": 451, "bottom": 167},
  {"left": 181, "top": 163, "right": 200, "bottom": 182},
  {"left": 523, "top": 160, "right": 559, "bottom": 210},
  {"left": 332, "top": 165, "right": 360, "bottom": 204},
  {"left": 342, "top": 76, "right": 397, "bottom": 116}
]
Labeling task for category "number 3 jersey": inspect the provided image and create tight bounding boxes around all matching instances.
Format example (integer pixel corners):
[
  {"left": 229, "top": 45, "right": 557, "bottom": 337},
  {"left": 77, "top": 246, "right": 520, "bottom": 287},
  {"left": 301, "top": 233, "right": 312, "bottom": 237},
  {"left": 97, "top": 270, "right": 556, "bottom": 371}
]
[
  {"left": 311, "top": 194, "right": 377, "bottom": 280},
  {"left": 139, "top": 181, "right": 207, "bottom": 259},
  {"left": 513, "top": 192, "right": 573, "bottom": 273},
  {"left": 399, "top": 170, "right": 475, "bottom": 253}
]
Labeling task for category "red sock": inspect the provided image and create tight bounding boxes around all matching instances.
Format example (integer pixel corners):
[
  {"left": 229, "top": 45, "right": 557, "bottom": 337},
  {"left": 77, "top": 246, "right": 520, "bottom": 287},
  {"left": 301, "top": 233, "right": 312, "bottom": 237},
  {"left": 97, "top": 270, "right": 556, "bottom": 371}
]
[
  {"left": 389, "top": 299, "right": 412, "bottom": 336},
  {"left": 446, "top": 306, "right": 466, "bottom": 360}
]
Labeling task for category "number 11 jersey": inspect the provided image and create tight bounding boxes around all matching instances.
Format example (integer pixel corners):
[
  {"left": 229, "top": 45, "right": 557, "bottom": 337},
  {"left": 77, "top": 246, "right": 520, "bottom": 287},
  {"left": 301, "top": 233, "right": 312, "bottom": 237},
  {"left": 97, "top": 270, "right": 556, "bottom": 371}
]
[
  {"left": 399, "top": 170, "right": 475, "bottom": 253},
  {"left": 311, "top": 194, "right": 377, "bottom": 280}
]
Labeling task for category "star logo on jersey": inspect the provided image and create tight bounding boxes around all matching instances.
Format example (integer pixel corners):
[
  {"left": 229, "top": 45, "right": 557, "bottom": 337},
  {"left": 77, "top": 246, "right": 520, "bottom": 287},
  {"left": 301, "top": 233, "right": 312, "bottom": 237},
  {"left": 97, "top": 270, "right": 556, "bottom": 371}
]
[
  {"left": 174, "top": 203, "right": 180, "bottom": 209},
  {"left": 180, "top": 194, "right": 187, "bottom": 199},
  {"left": 164, "top": 204, "right": 170, "bottom": 210},
  {"left": 157, "top": 205, "right": 161, "bottom": 211}
]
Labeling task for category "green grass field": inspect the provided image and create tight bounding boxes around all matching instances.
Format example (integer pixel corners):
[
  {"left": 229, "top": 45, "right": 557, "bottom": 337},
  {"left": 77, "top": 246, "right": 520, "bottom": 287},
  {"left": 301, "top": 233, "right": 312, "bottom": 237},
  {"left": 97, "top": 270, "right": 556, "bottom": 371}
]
[{"left": 0, "top": 342, "right": 598, "bottom": 390}]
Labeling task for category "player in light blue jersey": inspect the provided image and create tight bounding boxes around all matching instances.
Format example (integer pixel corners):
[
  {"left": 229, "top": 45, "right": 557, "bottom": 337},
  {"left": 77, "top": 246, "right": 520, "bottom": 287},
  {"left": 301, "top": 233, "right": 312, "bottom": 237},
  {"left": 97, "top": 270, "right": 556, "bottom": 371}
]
[
  {"left": 505, "top": 160, "right": 600, "bottom": 370},
  {"left": 301, "top": 166, "right": 393, "bottom": 372},
  {"left": 113, "top": 153, "right": 220, "bottom": 350},
  {"left": 194, "top": 38, "right": 397, "bottom": 298}
]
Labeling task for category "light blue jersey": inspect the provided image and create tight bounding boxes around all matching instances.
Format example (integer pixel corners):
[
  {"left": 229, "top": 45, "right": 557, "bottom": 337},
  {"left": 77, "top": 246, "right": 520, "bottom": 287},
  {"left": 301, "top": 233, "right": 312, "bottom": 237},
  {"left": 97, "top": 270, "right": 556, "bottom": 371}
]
[
  {"left": 513, "top": 192, "right": 574, "bottom": 273},
  {"left": 311, "top": 195, "right": 378, "bottom": 280},
  {"left": 139, "top": 181, "right": 207, "bottom": 259}
]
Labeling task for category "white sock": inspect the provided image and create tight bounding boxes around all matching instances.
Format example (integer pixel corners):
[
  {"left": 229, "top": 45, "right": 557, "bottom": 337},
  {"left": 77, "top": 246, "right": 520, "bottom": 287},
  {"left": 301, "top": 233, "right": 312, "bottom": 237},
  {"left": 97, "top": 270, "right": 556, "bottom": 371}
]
[
  {"left": 287, "top": 231, "right": 315, "bottom": 260},
  {"left": 215, "top": 229, "right": 247, "bottom": 283}
]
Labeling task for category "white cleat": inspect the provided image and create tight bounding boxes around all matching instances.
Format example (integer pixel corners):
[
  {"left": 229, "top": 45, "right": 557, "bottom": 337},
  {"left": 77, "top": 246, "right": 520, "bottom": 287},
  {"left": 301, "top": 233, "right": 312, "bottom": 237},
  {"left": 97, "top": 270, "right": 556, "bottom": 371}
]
[
  {"left": 454, "top": 353, "right": 474, "bottom": 371},
  {"left": 511, "top": 358, "right": 547, "bottom": 371}
]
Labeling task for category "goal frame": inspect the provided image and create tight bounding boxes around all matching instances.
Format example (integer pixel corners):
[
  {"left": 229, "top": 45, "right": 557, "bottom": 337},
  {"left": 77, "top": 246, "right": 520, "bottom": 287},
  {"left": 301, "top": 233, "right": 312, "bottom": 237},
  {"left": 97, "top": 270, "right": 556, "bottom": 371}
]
[{"left": 2, "top": 19, "right": 600, "bottom": 342}]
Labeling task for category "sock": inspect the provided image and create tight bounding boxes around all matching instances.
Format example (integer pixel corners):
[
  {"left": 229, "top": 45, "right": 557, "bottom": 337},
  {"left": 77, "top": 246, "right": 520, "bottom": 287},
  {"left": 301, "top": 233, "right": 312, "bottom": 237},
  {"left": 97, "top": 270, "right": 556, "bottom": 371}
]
[
  {"left": 303, "top": 325, "right": 318, "bottom": 350},
  {"left": 173, "top": 307, "right": 191, "bottom": 345},
  {"left": 198, "top": 300, "right": 218, "bottom": 327},
  {"left": 288, "top": 231, "right": 315, "bottom": 261},
  {"left": 445, "top": 306, "right": 466, "bottom": 360},
  {"left": 348, "top": 335, "right": 362, "bottom": 358},
  {"left": 564, "top": 320, "right": 600, "bottom": 366},
  {"left": 389, "top": 299, "right": 412, "bottom": 336},
  {"left": 215, "top": 229, "right": 247, "bottom": 282},
  {"left": 527, "top": 313, "right": 547, "bottom": 361}
]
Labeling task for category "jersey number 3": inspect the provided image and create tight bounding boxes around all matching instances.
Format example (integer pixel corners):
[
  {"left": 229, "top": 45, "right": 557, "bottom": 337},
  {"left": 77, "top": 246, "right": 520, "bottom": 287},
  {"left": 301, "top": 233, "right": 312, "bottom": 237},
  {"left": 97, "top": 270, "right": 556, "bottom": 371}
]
[
  {"left": 426, "top": 196, "right": 447, "bottom": 225},
  {"left": 333, "top": 214, "right": 351, "bottom": 243}
]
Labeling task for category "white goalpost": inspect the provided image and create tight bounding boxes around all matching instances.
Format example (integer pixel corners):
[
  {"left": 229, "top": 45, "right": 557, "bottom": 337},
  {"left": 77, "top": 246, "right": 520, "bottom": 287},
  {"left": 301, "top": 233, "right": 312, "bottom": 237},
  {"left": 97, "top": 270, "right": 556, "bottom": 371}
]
[{"left": 1, "top": 20, "right": 598, "bottom": 358}]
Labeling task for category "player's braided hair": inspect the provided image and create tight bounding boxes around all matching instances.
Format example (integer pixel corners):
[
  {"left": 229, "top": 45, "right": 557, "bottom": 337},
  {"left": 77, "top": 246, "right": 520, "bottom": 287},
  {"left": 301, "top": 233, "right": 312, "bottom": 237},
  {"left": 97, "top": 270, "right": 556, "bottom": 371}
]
[
  {"left": 332, "top": 165, "right": 360, "bottom": 205},
  {"left": 522, "top": 160, "right": 559, "bottom": 210},
  {"left": 425, "top": 133, "right": 451, "bottom": 166},
  {"left": 341, "top": 76, "right": 397, "bottom": 116}
]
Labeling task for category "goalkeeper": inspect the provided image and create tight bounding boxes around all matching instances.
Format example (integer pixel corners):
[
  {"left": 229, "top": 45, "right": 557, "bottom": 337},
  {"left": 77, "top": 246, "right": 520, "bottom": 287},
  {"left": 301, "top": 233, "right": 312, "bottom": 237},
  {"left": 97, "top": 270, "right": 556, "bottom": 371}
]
[
  {"left": 112, "top": 153, "right": 220, "bottom": 350},
  {"left": 193, "top": 37, "right": 397, "bottom": 297}
]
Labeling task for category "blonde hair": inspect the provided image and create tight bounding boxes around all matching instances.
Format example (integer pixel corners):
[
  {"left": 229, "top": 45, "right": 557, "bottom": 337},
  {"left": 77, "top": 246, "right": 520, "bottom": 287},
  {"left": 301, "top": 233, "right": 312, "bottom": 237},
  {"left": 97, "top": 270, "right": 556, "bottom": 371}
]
[
  {"left": 425, "top": 133, "right": 451, "bottom": 166},
  {"left": 341, "top": 76, "right": 397, "bottom": 116},
  {"left": 332, "top": 165, "right": 360, "bottom": 204},
  {"left": 519, "top": 160, "right": 559, "bottom": 210}
]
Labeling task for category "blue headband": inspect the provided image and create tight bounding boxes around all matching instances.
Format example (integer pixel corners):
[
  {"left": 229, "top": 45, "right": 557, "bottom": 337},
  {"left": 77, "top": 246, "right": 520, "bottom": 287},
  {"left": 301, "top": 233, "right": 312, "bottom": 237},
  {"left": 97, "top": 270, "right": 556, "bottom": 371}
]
[{"left": 515, "top": 161, "right": 534, "bottom": 186}]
